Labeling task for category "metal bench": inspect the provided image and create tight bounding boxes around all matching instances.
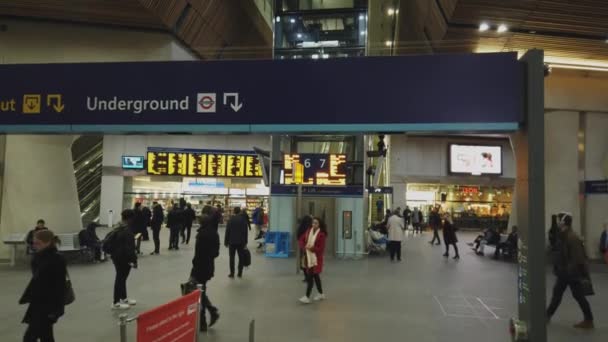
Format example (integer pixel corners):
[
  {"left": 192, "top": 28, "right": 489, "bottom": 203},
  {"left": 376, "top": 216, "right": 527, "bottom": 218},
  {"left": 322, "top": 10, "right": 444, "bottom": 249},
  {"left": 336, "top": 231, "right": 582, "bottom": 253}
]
[
  {"left": 57, "top": 233, "right": 80, "bottom": 253},
  {"left": 2, "top": 233, "right": 27, "bottom": 267}
]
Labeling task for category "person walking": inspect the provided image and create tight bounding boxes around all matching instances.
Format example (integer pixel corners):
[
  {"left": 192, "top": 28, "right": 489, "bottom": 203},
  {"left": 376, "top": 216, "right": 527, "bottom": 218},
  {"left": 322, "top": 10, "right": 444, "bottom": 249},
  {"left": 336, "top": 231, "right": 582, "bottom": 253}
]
[
  {"left": 183, "top": 203, "right": 196, "bottom": 244},
  {"left": 132, "top": 203, "right": 146, "bottom": 255},
  {"left": 190, "top": 208, "right": 220, "bottom": 332},
  {"left": 548, "top": 214, "right": 559, "bottom": 252},
  {"left": 19, "top": 229, "right": 67, "bottom": 342},
  {"left": 224, "top": 207, "right": 249, "bottom": 278},
  {"left": 387, "top": 209, "right": 405, "bottom": 262},
  {"left": 546, "top": 212, "right": 594, "bottom": 329},
  {"left": 298, "top": 217, "right": 327, "bottom": 304},
  {"left": 150, "top": 202, "right": 164, "bottom": 255},
  {"left": 296, "top": 215, "right": 313, "bottom": 281},
  {"left": 403, "top": 206, "right": 412, "bottom": 231},
  {"left": 412, "top": 208, "right": 421, "bottom": 234},
  {"left": 442, "top": 214, "right": 460, "bottom": 259},
  {"left": 252, "top": 205, "right": 265, "bottom": 239},
  {"left": 105, "top": 209, "right": 138, "bottom": 310},
  {"left": 429, "top": 207, "right": 442, "bottom": 245},
  {"left": 167, "top": 203, "right": 183, "bottom": 250}
]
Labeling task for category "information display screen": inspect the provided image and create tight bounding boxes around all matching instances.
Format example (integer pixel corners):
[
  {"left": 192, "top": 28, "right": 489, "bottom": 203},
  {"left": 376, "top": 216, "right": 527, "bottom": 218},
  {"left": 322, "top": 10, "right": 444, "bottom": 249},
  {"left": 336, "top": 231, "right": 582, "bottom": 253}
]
[
  {"left": 283, "top": 153, "right": 347, "bottom": 186},
  {"left": 122, "top": 156, "right": 144, "bottom": 169},
  {"left": 449, "top": 144, "right": 502, "bottom": 175},
  {"left": 147, "top": 150, "right": 262, "bottom": 177}
]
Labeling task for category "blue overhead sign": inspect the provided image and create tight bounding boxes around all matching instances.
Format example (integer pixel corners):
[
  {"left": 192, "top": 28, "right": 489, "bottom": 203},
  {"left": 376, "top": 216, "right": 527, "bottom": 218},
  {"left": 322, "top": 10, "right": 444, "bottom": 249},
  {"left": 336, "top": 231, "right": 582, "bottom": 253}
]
[{"left": 0, "top": 53, "right": 523, "bottom": 133}]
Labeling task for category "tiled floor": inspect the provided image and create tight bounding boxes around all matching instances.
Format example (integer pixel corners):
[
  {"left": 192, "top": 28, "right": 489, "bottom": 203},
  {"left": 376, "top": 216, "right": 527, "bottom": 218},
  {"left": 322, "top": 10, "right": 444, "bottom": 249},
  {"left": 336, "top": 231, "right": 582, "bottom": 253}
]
[{"left": 0, "top": 228, "right": 606, "bottom": 341}]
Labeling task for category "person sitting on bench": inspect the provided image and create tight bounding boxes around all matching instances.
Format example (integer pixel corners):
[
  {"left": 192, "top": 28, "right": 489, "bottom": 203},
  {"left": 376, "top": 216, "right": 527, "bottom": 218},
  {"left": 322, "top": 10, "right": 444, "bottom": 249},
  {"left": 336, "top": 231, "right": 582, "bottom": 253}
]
[
  {"left": 79, "top": 222, "right": 103, "bottom": 261},
  {"left": 494, "top": 226, "right": 518, "bottom": 259},
  {"left": 474, "top": 227, "right": 500, "bottom": 256}
]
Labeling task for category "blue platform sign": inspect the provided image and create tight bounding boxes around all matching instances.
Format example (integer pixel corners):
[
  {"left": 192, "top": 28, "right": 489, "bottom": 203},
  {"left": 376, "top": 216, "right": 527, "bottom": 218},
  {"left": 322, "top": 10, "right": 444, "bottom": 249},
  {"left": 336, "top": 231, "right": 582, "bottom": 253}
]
[{"left": 0, "top": 53, "right": 523, "bottom": 133}]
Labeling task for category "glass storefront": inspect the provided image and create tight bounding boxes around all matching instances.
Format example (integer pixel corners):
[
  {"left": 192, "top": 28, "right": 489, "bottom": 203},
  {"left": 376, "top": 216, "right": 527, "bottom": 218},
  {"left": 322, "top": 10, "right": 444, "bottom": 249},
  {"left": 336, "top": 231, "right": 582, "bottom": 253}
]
[{"left": 406, "top": 183, "right": 513, "bottom": 230}]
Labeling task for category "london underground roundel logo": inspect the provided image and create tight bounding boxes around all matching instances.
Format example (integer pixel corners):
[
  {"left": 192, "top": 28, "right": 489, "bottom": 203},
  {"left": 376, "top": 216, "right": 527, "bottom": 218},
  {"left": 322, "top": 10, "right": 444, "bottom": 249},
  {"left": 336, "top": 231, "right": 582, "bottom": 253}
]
[{"left": 197, "top": 93, "right": 216, "bottom": 113}]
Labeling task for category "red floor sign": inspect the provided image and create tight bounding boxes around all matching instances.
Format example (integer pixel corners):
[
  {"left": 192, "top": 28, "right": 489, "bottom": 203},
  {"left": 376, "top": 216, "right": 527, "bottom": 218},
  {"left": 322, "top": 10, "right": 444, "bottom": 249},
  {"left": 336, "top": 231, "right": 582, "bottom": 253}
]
[{"left": 137, "top": 290, "right": 200, "bottom": 342}]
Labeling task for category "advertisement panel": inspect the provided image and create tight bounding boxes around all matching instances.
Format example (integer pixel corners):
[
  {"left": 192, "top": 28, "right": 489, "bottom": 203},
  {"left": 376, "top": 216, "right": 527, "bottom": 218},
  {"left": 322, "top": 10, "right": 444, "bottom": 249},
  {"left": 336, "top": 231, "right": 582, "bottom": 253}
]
[
  {"left": 449, "top": 144, "right": 502, "bottom": 175},
  {"left": 137, "top": 291, "right": 200, "bottom": 342}
]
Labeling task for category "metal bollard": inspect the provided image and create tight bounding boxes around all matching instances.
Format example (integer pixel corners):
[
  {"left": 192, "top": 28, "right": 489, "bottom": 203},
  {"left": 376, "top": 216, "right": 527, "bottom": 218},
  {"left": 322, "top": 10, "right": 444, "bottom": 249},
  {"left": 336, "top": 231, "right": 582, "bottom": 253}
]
[
  {"left": 195, "top": 284, "right": 203, "bottom": 342},
  {"left": 249, "top": 319, "right": 255, "bottom": 342},
  {"left": 119, "top": 314, "right": 128, "bottom": 342}
]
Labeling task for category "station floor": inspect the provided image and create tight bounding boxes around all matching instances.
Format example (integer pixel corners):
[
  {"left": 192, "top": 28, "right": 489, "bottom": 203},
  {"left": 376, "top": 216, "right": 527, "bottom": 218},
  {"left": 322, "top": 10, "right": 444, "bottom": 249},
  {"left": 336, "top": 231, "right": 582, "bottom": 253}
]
[{"left": 1, "top": 228, "right": 606, "bottom": 342}]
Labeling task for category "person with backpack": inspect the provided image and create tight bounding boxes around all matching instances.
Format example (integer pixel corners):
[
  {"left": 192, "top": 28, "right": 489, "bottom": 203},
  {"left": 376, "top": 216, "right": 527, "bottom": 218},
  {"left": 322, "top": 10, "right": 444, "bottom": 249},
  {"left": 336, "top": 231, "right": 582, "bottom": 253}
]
[
  {"left": 19, "top": 229, "right": 67, "bottom": 342},
  {"left": 190, "top": 207, "right": 220, "bottom": 332},
  {"left": 104, "top": 209, "right": 138, "bottom": 310},
  {"left": 546, "top": 212, "right": 594, "bottom": 329}
]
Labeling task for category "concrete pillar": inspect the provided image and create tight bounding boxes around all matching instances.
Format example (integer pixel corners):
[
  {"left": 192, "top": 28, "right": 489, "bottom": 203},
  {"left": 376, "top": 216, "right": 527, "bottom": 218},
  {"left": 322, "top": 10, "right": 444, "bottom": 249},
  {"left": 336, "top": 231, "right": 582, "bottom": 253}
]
[{"left": 0, "top": 135, "right": 81, "bottom": 258}]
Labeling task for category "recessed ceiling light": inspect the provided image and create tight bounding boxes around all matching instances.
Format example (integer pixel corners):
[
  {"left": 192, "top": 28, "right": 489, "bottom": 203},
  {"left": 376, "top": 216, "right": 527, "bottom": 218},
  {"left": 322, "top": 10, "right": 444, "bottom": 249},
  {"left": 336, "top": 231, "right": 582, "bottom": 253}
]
[
  {"left": 497, "top": 24, "right": 508, "bottom": 33},
  {"left": 297, "top": 33, "right": 302, "bottom": 38},
  {"left": 387, "top": 8, "right": 395, "bottom": 16},
  {"left": 479, "top": 22, "right": 490, "bottom": 32},
  {"left": 385, "top": 40, "right": 393, "bottom": 47},
  {"left": 290, "top": 18, "right": 296, "bottom": 24}
]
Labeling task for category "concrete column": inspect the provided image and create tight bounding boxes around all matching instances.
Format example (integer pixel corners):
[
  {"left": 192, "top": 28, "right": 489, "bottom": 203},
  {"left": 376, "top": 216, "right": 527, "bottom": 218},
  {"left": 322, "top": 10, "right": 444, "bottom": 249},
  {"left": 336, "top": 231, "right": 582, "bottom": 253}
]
[
  {"left": 0, "top": 135, "right": 81, "bottom": 258},
  {"left": 99, "top": 175, "right": 124, "bottom": 226}
]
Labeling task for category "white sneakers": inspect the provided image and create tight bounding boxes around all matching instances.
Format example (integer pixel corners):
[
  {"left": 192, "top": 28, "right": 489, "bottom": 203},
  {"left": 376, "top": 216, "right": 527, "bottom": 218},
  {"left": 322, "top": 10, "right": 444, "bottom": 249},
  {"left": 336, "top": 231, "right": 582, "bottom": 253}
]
[
  {"left": 111, "top": 299, "right": 136, "bottom": 310},
  {"left": 299, "top": 296, "right": 311, "bottom": 304},
  {"left": 299, "top": 294, "right": 325, "bottom": 304},
  {"left": 112, "top": 303, "right": 130, "bottom": 310}
]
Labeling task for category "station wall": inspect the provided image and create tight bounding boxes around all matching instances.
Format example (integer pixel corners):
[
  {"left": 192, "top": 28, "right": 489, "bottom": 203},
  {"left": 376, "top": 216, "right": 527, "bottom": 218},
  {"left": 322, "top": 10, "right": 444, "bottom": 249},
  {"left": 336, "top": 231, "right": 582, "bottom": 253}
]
[{"left": 0, "top": 18, "right": 197, "bottom": 259}]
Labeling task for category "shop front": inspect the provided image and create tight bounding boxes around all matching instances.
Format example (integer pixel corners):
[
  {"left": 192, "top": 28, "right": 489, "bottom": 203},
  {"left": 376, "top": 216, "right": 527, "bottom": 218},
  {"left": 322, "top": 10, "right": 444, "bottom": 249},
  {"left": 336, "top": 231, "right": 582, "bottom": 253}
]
[{"left": 405, "top": 183, "right": 512, "bottom": 231}]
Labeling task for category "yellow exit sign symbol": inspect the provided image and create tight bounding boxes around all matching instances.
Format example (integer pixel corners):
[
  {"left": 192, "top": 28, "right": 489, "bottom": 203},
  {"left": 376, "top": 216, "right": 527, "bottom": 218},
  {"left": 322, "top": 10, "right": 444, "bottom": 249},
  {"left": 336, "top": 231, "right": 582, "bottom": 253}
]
[{"left": 22, "top": 94, "right": 41, "bottom": 114}]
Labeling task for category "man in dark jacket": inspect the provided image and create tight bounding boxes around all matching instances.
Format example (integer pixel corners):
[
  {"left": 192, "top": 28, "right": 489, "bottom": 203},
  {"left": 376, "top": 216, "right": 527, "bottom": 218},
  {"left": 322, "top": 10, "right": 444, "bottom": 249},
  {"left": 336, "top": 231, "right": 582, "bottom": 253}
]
[
  {"left": 183, "top": 203, "right": 196, "bottom": 245},
  {"left": 141, "top": 206, "right": 152, "bottom": 241},
  {"left": 225, "top": 207, "right": 249, "bottom": 278},
  {"left": 150, "top": 202, "right": 164, "bottom": 255},
  {"left": 167, "top": 204, "right": 184, "bottom": 250},
  {"left": 132, "top": 203, "right": 146, "bottom": 254},
  {"left": 108, "top": 209, "right": 138, "bottom": 310},
  {"left": 20, "top": 229, "right": 66, "bottom": 342},
  {"left": 546, "top": 212, "right": 594, "bottom": 329},
  {"left": 428, "top": 206, "right": 442, "bottom": 245},
  {"left": 190, "top": 212, "right": 220, "bottom": 331}
]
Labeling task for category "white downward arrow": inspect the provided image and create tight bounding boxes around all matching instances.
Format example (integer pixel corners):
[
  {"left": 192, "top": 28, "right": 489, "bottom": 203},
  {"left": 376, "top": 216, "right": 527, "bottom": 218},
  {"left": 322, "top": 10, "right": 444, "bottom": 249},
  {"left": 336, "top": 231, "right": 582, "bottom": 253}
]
[{"left": 223, "top": 92, "right": 243, "bottom": 112}]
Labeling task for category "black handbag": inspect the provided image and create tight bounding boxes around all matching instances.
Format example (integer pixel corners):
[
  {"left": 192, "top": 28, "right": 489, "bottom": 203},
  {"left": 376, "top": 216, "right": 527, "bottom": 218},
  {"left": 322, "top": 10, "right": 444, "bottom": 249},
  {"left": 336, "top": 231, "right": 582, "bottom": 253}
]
[
  {"left": 180, "top": 280, "right": 198, "bottom": 296},
  {"left": 580, "top": 277, "right": 595, "bottom": 296},
  {"left": 64, "top": 272, "right": 75, "bottom": 305},
  {"left": 242, "top": 248, "right": 251, "bottom": 267}
]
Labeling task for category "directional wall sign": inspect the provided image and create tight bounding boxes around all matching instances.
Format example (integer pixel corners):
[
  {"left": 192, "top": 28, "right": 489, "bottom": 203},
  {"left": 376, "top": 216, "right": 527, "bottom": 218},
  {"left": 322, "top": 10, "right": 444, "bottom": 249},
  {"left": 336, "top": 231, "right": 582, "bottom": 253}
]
[{"left": 0, "top": 53, "right": 523, "bottom": 132}]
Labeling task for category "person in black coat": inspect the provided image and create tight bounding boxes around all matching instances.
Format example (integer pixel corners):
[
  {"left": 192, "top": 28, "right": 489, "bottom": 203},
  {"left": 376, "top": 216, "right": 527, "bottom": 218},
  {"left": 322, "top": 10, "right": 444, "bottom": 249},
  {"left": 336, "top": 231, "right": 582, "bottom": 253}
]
[
  {"left": 167, "top": 204, "right": 184, "bottom": 250},
  {"left": 141, "top": 206, "right": 152, "bottom": 241},
  {"left": 20, "top": 229, "right": 67, "bottom": 342},
  {"left": 190, "top": 212, "right": 220, "bottom": 331},
  {"left": 599, "top": 220, "right": 607, "bottom": 257},
  {"left": 442, "top": 214, "right": 459, "bottom": 259},
  {"left": 224, "top": 207, "right": 249, "bottom": 278},
  {"left": 429, "top": 207, "right": 442, "bottom": 246},
  {"left": 25, "top": 219, "right": 49, "bottom": 254},
  {"left": 109, "top": 209, "right": 138, "bottom": 309},
  {"left": 183, "top": 203, "right": 196, "bottom": 245},
  {"left": 150, "top": 202, "right": 164, "bottom": 255},
  {"left": 78, "top": 222, "right": 102, "bottom": 261}
]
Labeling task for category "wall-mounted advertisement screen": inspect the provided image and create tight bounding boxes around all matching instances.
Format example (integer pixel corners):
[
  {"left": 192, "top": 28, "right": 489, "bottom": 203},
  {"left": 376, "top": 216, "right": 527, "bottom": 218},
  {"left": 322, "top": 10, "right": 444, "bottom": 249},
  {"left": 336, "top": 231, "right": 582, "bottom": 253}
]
[
  {"left": 122, "top": 156, "right": 145, "bottom": 169},
  {"left": 449, "top": 144, "right": 502, "bottom": 175}
]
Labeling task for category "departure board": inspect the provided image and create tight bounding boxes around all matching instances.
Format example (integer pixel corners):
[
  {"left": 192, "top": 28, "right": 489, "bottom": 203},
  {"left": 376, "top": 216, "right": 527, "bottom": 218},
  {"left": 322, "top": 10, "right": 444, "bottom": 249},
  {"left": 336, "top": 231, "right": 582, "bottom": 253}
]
[
  {"left": 283, "top": 154, "right": 347, "bottom": 186},
  {"left": 147, "top": 150, "right": 262, "bottom": 177}
]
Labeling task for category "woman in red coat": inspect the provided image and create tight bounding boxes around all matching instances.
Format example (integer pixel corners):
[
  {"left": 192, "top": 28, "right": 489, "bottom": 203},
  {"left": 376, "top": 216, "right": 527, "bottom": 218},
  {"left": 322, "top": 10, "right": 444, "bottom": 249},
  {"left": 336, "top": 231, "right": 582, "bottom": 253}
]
[{"left": 298, "top": 217, "right": 327, "bottom": 304}]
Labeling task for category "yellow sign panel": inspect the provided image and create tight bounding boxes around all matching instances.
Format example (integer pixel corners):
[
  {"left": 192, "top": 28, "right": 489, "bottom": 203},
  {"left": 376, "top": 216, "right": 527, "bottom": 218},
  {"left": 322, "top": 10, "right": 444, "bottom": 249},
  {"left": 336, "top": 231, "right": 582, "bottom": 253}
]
[
  {"left": 283, "top": 154, "right": 346, "bottom": 186},
  {"left": 22, "top": 94, "right": 41, "bottom": 114},
  {"left": 148, "top": 151, "right": 262, "bottom": 177}
]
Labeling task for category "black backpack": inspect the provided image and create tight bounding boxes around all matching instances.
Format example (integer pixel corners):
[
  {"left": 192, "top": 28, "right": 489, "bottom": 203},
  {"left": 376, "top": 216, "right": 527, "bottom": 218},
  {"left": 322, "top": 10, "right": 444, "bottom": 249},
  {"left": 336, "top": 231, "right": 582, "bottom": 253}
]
[{"left": 102, "top": 228, "right": 120, "bottom": 255}]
